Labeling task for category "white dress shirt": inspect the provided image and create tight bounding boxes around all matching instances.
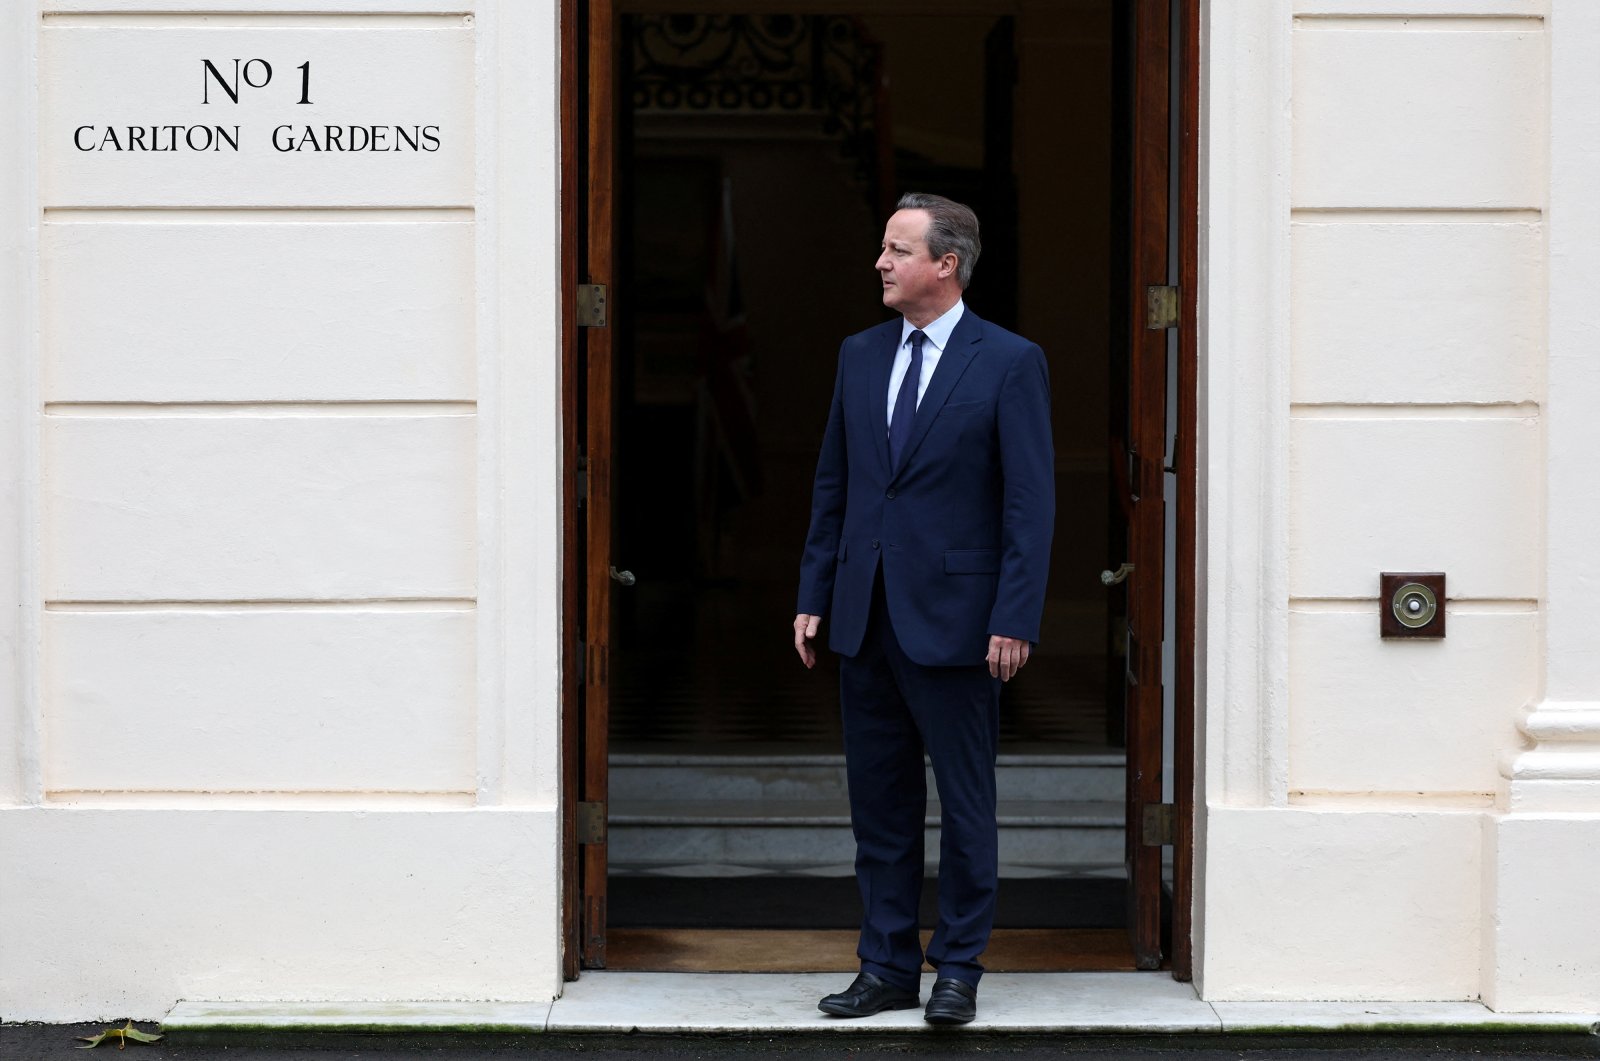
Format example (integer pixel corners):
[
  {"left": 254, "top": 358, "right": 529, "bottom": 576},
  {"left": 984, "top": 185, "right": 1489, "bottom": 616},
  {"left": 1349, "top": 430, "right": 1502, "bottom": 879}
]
[{"left": 886, "top": 299, "right": 965, "bottom": 428}]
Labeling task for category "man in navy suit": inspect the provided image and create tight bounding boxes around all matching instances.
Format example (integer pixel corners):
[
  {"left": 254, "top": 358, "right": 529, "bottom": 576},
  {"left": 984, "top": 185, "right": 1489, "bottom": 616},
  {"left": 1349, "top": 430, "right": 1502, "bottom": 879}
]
[{"left": 795, "top": 193, "right": 1054, "bottom": 1024}]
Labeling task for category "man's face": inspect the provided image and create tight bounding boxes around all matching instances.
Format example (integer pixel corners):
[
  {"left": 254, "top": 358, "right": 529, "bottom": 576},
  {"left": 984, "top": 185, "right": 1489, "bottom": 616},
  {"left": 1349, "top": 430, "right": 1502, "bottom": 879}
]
[{"left": 876, "top": 209, "right": 953, "bottom": 319}]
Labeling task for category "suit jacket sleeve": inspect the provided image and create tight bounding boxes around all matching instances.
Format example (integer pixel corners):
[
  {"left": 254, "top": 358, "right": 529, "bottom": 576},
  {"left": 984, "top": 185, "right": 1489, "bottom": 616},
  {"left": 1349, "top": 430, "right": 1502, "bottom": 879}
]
[
  {"left": 989, "top": 343, "right": 1055, "bottom": 643},
  {"left": 796, "top": 343, "right": 850, "bottom": 616}
]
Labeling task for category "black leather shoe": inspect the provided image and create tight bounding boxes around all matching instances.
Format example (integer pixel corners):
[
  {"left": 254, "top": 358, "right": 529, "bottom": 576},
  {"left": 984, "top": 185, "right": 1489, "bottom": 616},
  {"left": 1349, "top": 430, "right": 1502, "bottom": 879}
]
[
  {"left": 817, "top": 972, "right": 920, "bottom": 1017},
  {"left": 923, "top": 977, "right": 977, "bottom": 1024}
]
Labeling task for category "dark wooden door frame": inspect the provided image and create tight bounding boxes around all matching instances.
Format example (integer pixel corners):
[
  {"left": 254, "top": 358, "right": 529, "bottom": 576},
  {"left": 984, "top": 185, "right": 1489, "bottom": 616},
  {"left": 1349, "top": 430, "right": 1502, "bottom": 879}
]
[
  {"left": 560, "top": 0, "right": 619, "bottom": 977},
  {"left": 581, "top": 0, "right": 620, "bottom": 972},
  {"left": 1171, "top": 0, "right": 1199, "bottom": 986},
  {"left": 559, "top": 0, "right": 581, "bottom": 983},
  {"left": 1121, "top": 0, "right": 1171, "bottom": 973},
  {"left": 558, "top": 0, "right": 1201, "bottom": 983},
  {"left": 1120, "top": 0, "right": 1198, "bottom": 983}
]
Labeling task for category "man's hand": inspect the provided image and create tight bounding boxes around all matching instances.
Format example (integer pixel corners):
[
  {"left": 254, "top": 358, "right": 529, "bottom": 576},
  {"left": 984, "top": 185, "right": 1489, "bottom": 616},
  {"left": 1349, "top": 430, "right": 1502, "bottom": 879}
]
[
  {"left": 794, "top": 613, "right": 822, "bottom": 669},
  {"left": 987, "top": 635, "right": 1031, "bottom": 682}
]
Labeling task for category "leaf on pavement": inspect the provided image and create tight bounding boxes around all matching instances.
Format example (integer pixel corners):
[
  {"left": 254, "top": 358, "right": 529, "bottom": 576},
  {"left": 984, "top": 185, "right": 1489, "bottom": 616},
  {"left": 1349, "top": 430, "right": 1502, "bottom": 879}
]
[{"left": 75, "top": 1019, "right": 164, "bottom": 1049}]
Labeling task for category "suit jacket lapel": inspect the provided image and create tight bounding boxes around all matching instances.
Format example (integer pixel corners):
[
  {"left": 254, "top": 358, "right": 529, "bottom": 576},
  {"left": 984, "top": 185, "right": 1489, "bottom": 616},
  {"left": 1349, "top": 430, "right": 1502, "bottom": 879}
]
[
  {"left": 868, "top": 324, "right": 897, "bottom": 477},
  {"left": 893, "top": 309, "right": 983, "bottom": 477}
]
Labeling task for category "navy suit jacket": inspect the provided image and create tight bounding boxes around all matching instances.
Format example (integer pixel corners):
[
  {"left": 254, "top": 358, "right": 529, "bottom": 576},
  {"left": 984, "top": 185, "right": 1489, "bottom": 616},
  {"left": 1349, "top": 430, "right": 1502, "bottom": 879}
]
[{"left": 797, "top": 309, "right": 1055, "bottom": 667}]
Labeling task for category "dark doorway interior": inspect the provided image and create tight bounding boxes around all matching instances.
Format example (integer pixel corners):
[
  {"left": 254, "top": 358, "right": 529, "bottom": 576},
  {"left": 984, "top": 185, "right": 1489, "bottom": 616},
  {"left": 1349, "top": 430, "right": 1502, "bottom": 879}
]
[
  {"left": 609, "top": 9, "right": 1117, "bottom": 756},
  {"left": 601, "top": 6, "right": 1134, "bottom": 965}
]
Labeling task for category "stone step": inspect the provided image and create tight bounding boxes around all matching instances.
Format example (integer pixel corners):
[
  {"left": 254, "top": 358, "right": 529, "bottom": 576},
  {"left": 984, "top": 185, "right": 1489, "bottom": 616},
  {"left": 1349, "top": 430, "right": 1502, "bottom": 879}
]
[
  {"left": 609, "top": 752, "right": 1125, "bottom": 803},
  {"left": 159, "top": 992, "right": 1600, "bottom": 1040},
  {"left": 607, "top": 798, "right": 1125, "bottom": 867}
]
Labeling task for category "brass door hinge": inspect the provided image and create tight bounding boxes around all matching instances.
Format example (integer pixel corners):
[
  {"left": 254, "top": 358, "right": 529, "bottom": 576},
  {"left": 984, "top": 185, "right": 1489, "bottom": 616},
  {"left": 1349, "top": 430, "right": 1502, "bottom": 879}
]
[
  {"left": 1141, "top": 803, "right": 1175, "bottom": 846},
  {"left": 577, "top": 801, "right": 607, "bottom": 844},
  {"left": 577, "top": 284, "right": 608, "bottom": 328},
  {"left": 1145, "top": 285, "right": 1179, "bottom": 330}
]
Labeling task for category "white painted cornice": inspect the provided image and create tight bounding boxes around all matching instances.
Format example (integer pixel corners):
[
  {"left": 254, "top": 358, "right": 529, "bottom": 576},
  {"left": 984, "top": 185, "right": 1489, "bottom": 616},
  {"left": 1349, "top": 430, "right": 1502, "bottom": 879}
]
[
  {"left": 1518, "top": 702, "right": 1600, "bottom": 744},
  {"left": 1501, "top": 702, "right": 1600, "bottom": 811}
]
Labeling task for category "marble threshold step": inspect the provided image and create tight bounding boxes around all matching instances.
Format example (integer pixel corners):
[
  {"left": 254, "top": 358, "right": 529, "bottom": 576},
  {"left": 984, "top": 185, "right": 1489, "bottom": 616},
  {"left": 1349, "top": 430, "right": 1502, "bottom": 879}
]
[
  {"left": 163, "top": 980, "right": 1600, "bottom": 1038},
  {"left": 607, "top": 798, "right": 1124, "bottom": 866}
]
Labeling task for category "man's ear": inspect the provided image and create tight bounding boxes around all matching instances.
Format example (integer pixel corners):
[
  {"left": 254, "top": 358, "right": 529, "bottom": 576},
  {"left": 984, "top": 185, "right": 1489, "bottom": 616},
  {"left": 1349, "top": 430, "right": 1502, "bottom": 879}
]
[{"left": 938, "top": 253, "right": 959, "bottom": 280}]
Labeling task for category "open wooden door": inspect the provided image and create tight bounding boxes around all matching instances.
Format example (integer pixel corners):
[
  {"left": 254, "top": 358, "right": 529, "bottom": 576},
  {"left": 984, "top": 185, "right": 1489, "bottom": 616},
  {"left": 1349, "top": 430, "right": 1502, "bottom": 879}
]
[
  {"left": 1112, "top": 0, "right": 1173, "bottom": 972},
  {"left": 561, "top": 0, "right": 620, "bottom": 973},
  {"left": 1114, "top": 0, "right": 1196, "bottom": 980}
]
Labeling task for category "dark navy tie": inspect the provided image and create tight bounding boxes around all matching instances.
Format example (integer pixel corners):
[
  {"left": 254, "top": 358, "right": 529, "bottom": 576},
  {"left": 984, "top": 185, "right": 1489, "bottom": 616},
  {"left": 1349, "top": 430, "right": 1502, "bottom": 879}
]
[{"left": 888, "top": 329, "right": 925, "bottom": 471}]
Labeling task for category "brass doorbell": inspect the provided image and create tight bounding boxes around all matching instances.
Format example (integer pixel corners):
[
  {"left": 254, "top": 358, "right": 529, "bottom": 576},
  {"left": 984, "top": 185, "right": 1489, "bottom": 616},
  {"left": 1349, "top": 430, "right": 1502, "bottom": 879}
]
[{"left": 1381, "top": 572, "right": 1446, "bottom": 639}]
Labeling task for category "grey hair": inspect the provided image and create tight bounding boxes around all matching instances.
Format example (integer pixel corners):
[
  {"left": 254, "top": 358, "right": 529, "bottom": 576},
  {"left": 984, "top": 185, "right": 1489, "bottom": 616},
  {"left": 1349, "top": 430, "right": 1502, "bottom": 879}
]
[{"left": 895, "top": 192, "right": 982, "bottom": 289}]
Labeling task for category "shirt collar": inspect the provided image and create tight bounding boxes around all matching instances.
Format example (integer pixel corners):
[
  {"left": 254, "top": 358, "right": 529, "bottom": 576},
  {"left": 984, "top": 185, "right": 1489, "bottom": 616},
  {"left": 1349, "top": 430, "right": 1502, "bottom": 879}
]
[{"left": 901, "top": 299, "right": 965, "bottom": 352}]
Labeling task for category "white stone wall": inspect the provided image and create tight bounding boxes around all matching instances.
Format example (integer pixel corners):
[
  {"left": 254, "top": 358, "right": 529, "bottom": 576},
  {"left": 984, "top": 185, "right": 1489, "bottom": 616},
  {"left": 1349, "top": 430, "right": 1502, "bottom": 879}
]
[
  {"left": 1287, "top": 4, "right": 1544, "bottom": 801},
  {"left": 5, "top": 0, "right": 1596, "bottom": 1023},
  {"left": 1199, "top": 0, "right": 1600, "bottom": 1010},
  {"left": 1, "top": 1, "right": 564, "bottom": 1021}
]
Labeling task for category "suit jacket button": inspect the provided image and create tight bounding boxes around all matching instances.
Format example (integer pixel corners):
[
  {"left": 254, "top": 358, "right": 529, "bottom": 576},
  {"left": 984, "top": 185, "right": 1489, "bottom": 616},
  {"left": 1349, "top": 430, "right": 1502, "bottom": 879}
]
[
  {"left": 871, "top": 540, "right": 880, "bottom": 549},
  {"left": 886, "top": 489, "right": 896, "bottom": 499}
]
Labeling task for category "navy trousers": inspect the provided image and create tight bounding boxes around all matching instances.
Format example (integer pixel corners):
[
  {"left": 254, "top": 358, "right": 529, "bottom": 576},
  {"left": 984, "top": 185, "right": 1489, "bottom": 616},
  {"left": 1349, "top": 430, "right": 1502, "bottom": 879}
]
[{"left": 839, "top": 570, "right": 1002, "bottom": 991}]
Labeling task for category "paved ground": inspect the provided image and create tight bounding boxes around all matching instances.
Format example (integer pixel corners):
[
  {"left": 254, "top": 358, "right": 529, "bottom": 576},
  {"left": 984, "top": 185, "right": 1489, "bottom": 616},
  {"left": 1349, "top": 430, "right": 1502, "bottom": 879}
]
[{"left": 5, "top": 1024, "right": 1600, "bottom": 1060}]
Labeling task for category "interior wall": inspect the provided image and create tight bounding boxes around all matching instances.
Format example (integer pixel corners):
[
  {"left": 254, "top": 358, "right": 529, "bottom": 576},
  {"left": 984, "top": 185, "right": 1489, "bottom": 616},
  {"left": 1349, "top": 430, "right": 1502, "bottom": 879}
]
[
  {"left": 624, "top": 6, "right": 1115, "bottom": 657},
  {"left": 1017, "top": 0, "right": 1114, "bottom": 655},
  {"left": 858, "top": 15, "right": 991, "bottom": 171},
  {"left": 628, "top": 131, "right": 886, "bottom": 584}
]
